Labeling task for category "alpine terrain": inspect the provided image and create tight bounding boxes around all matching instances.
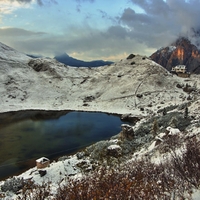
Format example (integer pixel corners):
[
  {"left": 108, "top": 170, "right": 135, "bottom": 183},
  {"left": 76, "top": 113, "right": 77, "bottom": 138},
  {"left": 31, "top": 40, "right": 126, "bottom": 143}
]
[
  {"left": 150, "top": 37, "right": 200, "bottom": 74},
  {"left": 0, "top": 42, "right": 200, "bottom": 199}
]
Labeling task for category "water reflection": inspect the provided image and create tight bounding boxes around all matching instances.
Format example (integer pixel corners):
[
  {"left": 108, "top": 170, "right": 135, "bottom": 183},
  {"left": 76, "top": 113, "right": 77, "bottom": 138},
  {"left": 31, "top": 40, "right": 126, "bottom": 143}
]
[{"left": 0, "top": 110, "right": 123, "bottom": 180}]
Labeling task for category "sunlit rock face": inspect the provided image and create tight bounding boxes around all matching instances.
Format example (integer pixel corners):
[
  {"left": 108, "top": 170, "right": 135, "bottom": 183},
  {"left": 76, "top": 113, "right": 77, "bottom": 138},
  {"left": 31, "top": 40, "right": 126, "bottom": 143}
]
[{"left": 150, "top": 37, "right": 200, "bottom": 74}]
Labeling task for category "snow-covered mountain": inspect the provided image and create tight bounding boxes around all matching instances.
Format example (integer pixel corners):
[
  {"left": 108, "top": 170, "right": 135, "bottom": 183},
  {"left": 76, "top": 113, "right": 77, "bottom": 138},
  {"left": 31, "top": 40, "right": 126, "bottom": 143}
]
[{"left": 0, "top": 42, "right": 200, "bottom": 199}]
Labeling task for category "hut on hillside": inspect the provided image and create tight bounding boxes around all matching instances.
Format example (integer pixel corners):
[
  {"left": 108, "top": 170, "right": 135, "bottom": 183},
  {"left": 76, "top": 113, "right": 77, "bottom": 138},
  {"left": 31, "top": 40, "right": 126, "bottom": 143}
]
[
  {"left": 36, "top": 157, "right": 50, "bottom": 169},
  {"left": 171, "top": 65, "right": 187, "bottom": 73},
  {"left": 171, "top": 65, "right": 190, "bottom": 77}
]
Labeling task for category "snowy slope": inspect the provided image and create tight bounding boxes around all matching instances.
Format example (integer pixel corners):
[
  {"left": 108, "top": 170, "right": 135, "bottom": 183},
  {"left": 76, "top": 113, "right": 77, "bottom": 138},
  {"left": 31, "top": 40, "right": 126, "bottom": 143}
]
[
  {"left": 0, "top": 42, "right": 29, "bottom": 63},
  {"left": 0, "top": 45, "right": 199, "bottom": 116},
  {"left": 0, "top": 44, "right": 200, "bottom": 199}
]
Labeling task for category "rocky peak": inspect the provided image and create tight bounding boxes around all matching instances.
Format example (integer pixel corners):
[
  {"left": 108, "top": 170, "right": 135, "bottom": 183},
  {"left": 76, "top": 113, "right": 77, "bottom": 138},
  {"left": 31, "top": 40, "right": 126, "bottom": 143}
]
[
  {"left": 172, "top": 37, "right": 191, "bottom": 46},
  {"left": 150, "top": 37, "right": 200, "bottom": 74}
]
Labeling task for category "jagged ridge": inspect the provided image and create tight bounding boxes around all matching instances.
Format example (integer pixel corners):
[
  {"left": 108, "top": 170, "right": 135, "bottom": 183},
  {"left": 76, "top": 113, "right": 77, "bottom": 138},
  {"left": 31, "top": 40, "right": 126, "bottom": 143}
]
[{"left": 150, "top": 37, "right": 200, "bottom": 74}]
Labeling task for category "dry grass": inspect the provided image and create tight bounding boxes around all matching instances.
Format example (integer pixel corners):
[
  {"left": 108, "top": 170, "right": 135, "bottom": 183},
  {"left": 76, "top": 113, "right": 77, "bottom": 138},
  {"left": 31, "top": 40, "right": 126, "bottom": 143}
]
[{"left": 17, "top": 137, "right": 200, "bottom": 200}]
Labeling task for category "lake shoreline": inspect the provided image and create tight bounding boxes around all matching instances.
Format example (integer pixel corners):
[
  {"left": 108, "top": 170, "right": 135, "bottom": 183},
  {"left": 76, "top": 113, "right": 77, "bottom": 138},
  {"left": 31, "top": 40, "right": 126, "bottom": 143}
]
[
  {"left": 0, "top": 110, "right": 126, "bottom": 181},
  {"left": 0, "top": 108, "right": 123, "bottom": 118}
]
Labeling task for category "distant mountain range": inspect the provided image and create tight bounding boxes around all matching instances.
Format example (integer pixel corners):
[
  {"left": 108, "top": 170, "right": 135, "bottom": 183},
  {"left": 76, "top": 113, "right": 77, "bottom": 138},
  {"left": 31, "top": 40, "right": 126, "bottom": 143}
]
[
  {"left": 54, "top": 53, "right": 113, "bottom": 67},
  {"left": 26, "top": 53, "right": 113, "bottom": 67},
  {"left": 150, "top": 37, "right": 200, "bottom": 74}
]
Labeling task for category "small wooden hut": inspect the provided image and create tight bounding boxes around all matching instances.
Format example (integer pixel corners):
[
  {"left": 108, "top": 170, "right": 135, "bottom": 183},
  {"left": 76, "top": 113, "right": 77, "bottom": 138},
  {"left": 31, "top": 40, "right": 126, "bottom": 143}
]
[{"left": 36, "top": 157, "right": 50, "bottom": 169}]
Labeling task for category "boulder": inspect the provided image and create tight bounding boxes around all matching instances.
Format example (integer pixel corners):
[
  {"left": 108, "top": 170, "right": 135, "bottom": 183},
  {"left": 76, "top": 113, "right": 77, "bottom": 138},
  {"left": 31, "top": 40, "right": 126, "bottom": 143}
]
[
  {"left": 127, "top": 54, "right": 135, "bottom": 59},
  {"left": 38, "top": 170, "right": 47, "bottom": 177},
  {"left": 107, "top": 145, "right": 122, "bottom": 158},
  {"left": 120, "top": 124, "right": 134, "bottom": 140},
  {"left": 121, "top": 114, "right": 140, "bottom": 123}
]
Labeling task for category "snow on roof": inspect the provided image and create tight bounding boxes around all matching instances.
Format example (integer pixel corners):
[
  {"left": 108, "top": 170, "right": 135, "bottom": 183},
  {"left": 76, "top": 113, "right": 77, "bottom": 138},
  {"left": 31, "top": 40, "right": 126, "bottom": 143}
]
[
  {"left": 17, "top": 155, "right": 82, "bottom": 186},
  {"left": 36, "top": 157, "right": 50, "bottom": 163},
  {"left": 172, "top": 65, "right": 186, "bottom": 69}
]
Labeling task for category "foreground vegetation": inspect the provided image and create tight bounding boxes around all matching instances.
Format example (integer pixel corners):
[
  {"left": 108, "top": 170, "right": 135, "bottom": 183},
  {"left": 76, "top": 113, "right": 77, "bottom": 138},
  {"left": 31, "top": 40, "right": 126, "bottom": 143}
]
[{"left": 4, "top": 134, "right": 199, "bottom": 200}]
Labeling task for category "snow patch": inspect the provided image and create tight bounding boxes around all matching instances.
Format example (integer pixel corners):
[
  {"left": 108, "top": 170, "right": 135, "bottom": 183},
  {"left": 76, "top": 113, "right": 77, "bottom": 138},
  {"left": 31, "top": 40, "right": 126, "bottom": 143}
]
[
  {"left": 0, "top": 42, "right": 30, "bottom": 62},
  {"left": 166, "top": 126, "right": 180, "bottom": 135},
  {"left": 107, "top": 144, "right": 121, "bottom": 150},
  {"left": 168, "top": 45, "right": 176, "bottom": 52}
]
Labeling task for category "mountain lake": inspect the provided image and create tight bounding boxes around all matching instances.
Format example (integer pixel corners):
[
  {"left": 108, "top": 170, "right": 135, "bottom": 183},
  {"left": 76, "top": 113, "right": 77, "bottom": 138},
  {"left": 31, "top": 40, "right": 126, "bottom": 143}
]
[{"left": 0, "top": 110, "right": 124, "bottom": 180}]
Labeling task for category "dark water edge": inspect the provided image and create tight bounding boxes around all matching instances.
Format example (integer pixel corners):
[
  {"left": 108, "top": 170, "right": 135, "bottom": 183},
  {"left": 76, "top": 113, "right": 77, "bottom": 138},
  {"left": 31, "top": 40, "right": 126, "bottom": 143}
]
[{"left": 0, "top": 110, "right": 124, "bottom": 180}]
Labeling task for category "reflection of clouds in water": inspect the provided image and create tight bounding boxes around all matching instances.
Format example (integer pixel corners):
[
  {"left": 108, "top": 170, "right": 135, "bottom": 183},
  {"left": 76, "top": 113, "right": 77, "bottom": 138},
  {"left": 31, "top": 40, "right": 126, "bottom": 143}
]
[
  {"left": 20, "top": 120, "right": 44, "bottom": 134},
  {"left": 0, "top": 158, "right": 20, "bottom": 179},
  {"left": 0, "top": 111, "right": 122, "bottom": 180}
]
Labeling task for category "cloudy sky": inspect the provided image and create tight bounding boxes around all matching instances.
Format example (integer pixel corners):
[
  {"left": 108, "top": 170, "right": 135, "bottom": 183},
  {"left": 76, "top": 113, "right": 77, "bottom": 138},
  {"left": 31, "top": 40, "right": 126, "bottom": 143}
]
[{"left": 0, "top": 0, "right": 200, "bottom": 61}]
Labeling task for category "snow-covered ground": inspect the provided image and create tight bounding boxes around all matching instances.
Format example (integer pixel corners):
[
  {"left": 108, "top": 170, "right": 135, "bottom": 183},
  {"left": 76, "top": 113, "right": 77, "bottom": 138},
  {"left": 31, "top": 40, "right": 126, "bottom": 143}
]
[
  {"left": 1, "top": 42, "right": 199, "bottom": 116},
  {"left": 0, "top": 42, "right": 200, "bottom": 199}
]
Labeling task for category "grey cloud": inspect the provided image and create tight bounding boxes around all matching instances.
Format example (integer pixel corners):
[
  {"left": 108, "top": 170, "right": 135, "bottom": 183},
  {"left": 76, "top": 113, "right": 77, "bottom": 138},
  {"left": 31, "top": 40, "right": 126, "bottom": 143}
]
[
  {"left": 105, "top": 26, "right": 128, "bottom": 39},
  {"left": 119, "top": 7, "right": 175, "bottom": 48},
  {"left": 0, "top": 26, "right": 148, "bottom": 60},
  {"left": 0, "top": 28, "right": 46, "bottom": 37},
  {"left": 76, "top": 4, "right": 81, "bottom": 12},
  {"left": 74, "top": 0, "right": 95, "bottom": 11},
  {"left": 166, "top": 0, "right": 200, "bottom": 31},
  {"left": 98, "top": 9, "right": 108, "bottom": 19},
  {"left": 76, "top": 0, "right": 95, "bottom": 3},
  {"left": 3, "top": 0, "right": 200, "bottom": 61},
  {"left": 120, "top": 0, "right": 200, "bottom": 48},
  {"left": 37, "top": 0, "right": 43, "bottom": 6},
  {"left": 98, "top": 9, "right": 117, "bottom": 24},
  {"left": 9, "top": 0, "right": 57, "bottom": 6},
  {"left": 13, "top": 0, "right": 32, "bottom": 3},
  {"left": 120, "top": 8, "right": 151, "bottom": 26},
  {"left": 75, "top": 0, "right": 95, "bottom": 13},
  {"left": 131, "top": 0, "right": 170, "bottom": 16}
]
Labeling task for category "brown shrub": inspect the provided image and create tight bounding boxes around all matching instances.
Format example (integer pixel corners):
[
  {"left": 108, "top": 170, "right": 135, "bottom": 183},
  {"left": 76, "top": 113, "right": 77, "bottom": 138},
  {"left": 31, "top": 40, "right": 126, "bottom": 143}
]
[{"left": 19, "top": 136, "right": 200, "bottom": 199}]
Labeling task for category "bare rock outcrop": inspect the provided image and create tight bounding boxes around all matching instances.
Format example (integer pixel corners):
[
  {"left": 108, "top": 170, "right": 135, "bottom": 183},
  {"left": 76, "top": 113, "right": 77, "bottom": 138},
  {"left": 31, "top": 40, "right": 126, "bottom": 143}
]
[
  {"left": 107, "top": 145, "right": 122, "bottom": 158},
  {"left": 150, "top": 37, "right": 200, "bottom": 74},
  {"left": 120, "top": 124, "right": 134, "bottom": 140}
]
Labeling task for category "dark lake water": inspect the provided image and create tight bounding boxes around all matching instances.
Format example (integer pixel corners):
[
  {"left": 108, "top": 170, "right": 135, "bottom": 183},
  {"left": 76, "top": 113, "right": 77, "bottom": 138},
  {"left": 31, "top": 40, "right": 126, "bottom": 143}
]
[{"left": 0, "top": 110, "right": 123, "bottom": 180}]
